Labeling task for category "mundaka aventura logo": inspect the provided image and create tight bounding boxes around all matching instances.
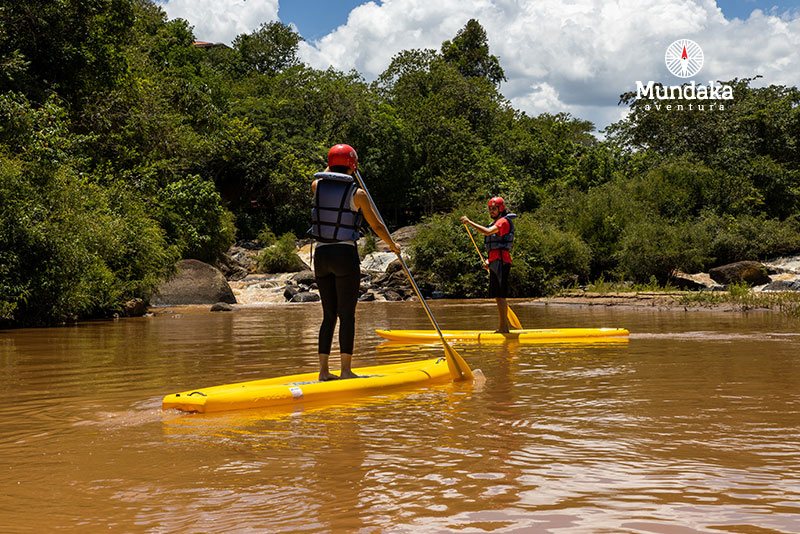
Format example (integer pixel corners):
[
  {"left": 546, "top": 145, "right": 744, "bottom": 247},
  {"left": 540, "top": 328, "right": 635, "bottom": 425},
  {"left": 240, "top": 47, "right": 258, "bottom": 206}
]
[
  {"left": 665, "top": 39, "right": 703, "bottom": 78},
  {"left": 635, "top": 39, "right": 732, "bottom": 112}
]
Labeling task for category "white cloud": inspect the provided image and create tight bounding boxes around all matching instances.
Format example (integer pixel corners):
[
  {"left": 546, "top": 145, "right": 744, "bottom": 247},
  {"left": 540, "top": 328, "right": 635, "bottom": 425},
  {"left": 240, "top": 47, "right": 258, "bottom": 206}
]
[
  {"left": 296, "top": 0, "right": 800, "bottom": 131},
  {"left": 154, "top": 0, "right": 800, "bottom": 131},
  {"left": 156, "top": 0, "right": 279, "bottom": 44}
]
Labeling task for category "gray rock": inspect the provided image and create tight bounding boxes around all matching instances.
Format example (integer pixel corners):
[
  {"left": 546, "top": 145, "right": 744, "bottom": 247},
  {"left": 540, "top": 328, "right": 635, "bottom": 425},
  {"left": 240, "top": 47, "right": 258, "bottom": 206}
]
[
  {"left": 671, "top": 271, "right": 724, "bottom": 291},
  {"left": 210, "top": 302, "right": 234, "bottom": 312},
  {"left": 283, "top": 284, "right": 299, "bottom": 301},
  {"left": 709, "top": 261, "right": 771, "bottom": 286},
  {"left": 360, "top": 252, "right": 398, "bottom": 272},
  {"left": 152, "top": 260, "right": 237, "bottom": 305},
  {"left": 121, "top": 298, "right": 147, "bottom": 317},
  {"left": 358, "top": 291, "right": 376, "bottom": 302},
  {"left": 386, "top": 259, "right": 406, "bottom": 275},
  {"left": 290, "top": 292, "right": 320, "bottom": 303},
  {"left": 762, "top": 280, "right": 800, "bottom": 292},
  {"left": 382, "top": 290, "right": 403, "bottom": 302},
  {"left": 291, "top": 270, "right": 316, "bottom": 285}
]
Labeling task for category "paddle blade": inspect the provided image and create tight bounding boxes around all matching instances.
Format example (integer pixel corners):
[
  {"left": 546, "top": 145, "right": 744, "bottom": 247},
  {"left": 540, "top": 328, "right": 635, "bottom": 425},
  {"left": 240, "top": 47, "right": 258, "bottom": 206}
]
[
  {"left": 442, "top": 341, "right": 475, "bottom": 381},
  {"left": 507, "top": 307, "right": 523, "bottom": 330}
]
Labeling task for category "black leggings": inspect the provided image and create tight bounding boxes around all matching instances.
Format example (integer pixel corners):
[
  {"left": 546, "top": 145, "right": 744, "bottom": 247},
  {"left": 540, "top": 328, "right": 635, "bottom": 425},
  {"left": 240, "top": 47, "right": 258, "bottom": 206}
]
[{"left": 314, "top": 244, "right": 361, "bottom": 355}]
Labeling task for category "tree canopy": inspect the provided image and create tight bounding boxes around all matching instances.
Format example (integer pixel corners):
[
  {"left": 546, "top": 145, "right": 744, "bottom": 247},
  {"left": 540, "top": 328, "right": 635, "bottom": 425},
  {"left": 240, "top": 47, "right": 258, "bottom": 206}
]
[{"left": 1, "top": 2, "right": 798, "bottom": 325}]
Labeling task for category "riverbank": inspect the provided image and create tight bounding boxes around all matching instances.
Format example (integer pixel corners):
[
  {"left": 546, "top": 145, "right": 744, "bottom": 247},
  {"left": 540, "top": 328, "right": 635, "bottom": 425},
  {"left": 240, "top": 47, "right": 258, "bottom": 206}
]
[{"left": 532, "top": 289, "right": 800, "bottom": 316}]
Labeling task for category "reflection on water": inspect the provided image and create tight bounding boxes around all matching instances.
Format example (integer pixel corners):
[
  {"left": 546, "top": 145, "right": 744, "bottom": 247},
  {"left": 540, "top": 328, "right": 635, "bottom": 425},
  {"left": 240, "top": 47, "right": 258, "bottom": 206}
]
[{"left": 1, "top": 302, "right": 799, "bottom": 533}]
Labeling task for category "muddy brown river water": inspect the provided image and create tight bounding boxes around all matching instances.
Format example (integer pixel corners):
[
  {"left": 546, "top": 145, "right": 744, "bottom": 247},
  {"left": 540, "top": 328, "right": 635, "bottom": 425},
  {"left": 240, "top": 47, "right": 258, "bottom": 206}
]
[{"left": 1, "top": 301, "right": 799, "bottom": 533}]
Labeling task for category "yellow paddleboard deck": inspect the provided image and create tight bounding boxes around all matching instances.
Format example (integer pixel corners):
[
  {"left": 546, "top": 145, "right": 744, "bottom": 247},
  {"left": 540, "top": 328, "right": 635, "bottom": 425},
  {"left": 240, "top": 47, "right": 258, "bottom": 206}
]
[
  {"left": 375, "top": 327, "right": 629, "bottom": 343},
  {"left": 163, "top": 357, "right": 451, "bottom": 413}
]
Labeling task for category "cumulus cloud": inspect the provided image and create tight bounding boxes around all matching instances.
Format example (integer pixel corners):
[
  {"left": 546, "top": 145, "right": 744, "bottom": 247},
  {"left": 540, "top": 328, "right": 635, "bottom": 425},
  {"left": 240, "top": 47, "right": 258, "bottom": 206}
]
[
  {"left": 297, "top": 0, "right": 800, "bottom": 130},
  {"left": 155, "top": 0, "right": 800, "bottom": 131},
  {"left": 156, "top": 0, "right": 279, "bottom": 44}
]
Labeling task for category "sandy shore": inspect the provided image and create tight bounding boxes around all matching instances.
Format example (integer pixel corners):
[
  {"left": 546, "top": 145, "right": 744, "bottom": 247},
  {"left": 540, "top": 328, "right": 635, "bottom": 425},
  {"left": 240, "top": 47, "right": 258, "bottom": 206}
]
[{"left": 529, "top": 291, "right": 776, "bottom": 313}]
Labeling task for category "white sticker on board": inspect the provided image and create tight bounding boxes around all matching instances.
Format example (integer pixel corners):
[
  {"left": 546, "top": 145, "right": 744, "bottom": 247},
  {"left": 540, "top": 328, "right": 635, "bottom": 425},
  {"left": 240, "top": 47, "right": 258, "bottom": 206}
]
[{"left": 289, "top": 386, "right": 303, "bottom": 399}]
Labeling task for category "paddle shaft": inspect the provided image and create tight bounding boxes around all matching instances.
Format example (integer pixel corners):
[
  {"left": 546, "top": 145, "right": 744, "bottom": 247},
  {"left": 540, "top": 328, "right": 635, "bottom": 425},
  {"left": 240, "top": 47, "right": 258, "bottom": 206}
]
[{"left": 464, "top": 223, "right": 489, "bottom": 268}]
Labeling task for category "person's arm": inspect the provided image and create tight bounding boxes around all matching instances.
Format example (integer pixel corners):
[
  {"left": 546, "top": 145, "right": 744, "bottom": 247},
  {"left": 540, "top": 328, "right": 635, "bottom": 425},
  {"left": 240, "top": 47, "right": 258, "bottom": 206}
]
[
  {"left": 460, "top": 216, "right": 499, "bottom": 236},
  {"left": 354, "top": 190, "right": 401, "bottom": 254}
]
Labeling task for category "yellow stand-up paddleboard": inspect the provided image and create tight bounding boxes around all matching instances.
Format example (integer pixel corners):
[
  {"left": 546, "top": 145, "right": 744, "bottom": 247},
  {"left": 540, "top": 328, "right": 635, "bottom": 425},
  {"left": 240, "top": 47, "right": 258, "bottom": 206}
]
[
  {"left": 163, "top": 357, "right": 452, "bottom": 414},
  {"left": 375, "top": 327, "right": 629, "bottom": 344}
]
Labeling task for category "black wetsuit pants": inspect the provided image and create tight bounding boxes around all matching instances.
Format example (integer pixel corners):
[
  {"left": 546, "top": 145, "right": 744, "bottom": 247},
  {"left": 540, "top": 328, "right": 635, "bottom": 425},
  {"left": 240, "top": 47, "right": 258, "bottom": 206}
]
[{"left": 314, "top": 244, "right": 361, "bottom": 355}]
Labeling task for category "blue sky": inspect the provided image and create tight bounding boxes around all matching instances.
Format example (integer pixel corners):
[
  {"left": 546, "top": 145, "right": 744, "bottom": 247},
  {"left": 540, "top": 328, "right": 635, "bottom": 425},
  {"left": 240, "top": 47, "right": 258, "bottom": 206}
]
[
  {"left": 278, "top": 1, "right": 365, "bottom": 42},
  {"left": 280, "top": 1, "right": 800, "bottom": 42},
  {"left": 158, "top": 0, "right": 800, "bottom": 130}
]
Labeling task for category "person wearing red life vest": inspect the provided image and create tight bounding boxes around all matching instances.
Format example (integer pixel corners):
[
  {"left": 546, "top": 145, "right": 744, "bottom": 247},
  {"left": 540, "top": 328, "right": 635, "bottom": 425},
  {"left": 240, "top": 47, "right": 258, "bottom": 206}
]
[
  {"left": 461, "top": 197, "right": 516, "bottom": 333},
  {"left": 308, "top": 144, "right": 401, "bottom": 381}
]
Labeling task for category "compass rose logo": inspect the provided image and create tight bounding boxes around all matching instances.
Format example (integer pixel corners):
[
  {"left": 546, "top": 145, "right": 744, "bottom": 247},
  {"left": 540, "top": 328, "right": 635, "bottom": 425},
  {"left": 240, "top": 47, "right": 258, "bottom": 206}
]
[{"left": 665, "top": 39, "right": 703, "bottom": 78}]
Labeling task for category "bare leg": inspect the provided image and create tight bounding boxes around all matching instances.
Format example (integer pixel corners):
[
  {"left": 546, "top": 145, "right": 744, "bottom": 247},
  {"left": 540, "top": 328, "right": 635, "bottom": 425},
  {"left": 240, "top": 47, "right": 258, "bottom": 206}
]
[
  {"left": 495, "top": 298, "right": 509, "bottom": 333},
  {"left": 339, "top": 353, "right": 361, "bottom": 379},
  {"left": 319, "top": 353, "right": 340, "bottom": 381}
]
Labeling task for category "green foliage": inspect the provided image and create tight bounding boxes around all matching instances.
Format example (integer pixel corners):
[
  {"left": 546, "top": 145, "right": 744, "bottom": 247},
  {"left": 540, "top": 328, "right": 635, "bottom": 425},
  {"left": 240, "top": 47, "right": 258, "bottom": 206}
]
[
  {"left": 257, "top": 232, "right": 304, "bottom": 273},
  {"left": 157, "top": 175, "right": 236, "bottom": 263},
  {"left": 0, "top": 0, "right": 134, "bottom": 104},
  {"left": 441, "top": 19, "right": 506, "bottom": 86},
  {"left": 687, "top": 213, "right": 800, "bottom": 268},
  {"left": 512, "top": 218, "right": 592, "bottom": 295},
  {"left": 410, "top": 206, "right": 591, "bottom": 297},
  {"left": 615, "top": 217, "right": 693, "bottom": 282},
  {"left": 3, "top": 1, "right": 800, "bottom": 326},
  {"left": 232, "top": 22, "right": 302, "bottom": 76},
  {"left": 257, "top": 225, "right": 278, "bottom": 247},
  {"left": 359, "top": 233, "right": 378, "bottom": 259},
  {"left": 0, "top": 153, "right": 176, "bottom": 326},
  {"left": 409, "top": 208, "right": 487, "bottom": 297}
]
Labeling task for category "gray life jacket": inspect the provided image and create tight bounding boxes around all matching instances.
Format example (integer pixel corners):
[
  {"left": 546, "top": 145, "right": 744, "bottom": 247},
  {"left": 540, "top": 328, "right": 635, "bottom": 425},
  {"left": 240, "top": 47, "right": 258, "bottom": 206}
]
[
  {"left": 485, "top": 213, "right": 517, "bottom": 251},
  {"left": 308, "top": 172, "right": 364, "bottom": 243}
]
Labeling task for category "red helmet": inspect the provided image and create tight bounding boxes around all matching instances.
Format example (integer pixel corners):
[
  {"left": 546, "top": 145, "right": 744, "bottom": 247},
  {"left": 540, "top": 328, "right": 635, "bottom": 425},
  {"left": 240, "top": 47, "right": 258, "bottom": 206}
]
[
  {"left": 328, "top": 144, "right": 358, "bottom": 171},
  {"left": 488, "top": 196, "right": 505, "bottom": 211}
]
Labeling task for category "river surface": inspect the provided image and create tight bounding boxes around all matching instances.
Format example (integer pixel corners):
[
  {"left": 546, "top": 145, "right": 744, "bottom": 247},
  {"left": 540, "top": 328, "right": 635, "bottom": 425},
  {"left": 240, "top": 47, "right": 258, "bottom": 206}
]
[{"left": 2, "top": 301, "right": 799, "bottom": 533}]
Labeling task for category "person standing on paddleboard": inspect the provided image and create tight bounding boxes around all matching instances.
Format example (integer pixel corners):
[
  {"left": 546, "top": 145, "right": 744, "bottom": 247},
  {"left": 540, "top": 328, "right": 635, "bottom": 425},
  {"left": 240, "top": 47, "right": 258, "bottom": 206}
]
[
  {"left": 308, "top": 144, "right": 401, "bottom": 381},
  {"left": 461, "top": 197, "right": 516, "bottom": 333}
]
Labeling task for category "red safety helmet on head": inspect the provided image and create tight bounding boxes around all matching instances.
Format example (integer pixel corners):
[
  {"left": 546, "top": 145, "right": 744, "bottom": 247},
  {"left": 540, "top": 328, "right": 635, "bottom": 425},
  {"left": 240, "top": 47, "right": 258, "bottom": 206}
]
[
  {"left": 328, "top": 144, "right": 358, "bottom": 171},
  {"left": 488, "top": 196, "right": 506, "bottom": 211}
]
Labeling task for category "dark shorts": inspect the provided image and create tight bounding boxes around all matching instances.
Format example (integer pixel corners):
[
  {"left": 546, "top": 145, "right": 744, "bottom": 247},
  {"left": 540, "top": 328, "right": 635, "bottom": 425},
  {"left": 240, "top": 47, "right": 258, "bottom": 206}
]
[{"left": 488, "top": 260, "right": 511, "bottom": 298}]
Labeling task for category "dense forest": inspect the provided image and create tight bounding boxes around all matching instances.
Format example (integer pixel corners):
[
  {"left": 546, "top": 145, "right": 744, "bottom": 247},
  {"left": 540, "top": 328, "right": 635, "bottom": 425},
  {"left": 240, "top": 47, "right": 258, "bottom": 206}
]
[{"left": 2, "top": 0, "right": 799, "bottom": 326}]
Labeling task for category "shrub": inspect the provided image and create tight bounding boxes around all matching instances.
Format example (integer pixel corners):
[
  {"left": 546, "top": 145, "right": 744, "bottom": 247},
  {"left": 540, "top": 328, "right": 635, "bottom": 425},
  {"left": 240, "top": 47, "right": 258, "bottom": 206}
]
[
  {"left": 157, "top": 175, "right": 236, "bottom": 263},
  {"left": 0, "top": 154, "right": 176, "bottom": 326},
  {"left": 410, "top": 205, "right": 592, "bottom": 297},
  {"left": 257, "top": 224, "right": 277, "bottom": 247},
  {"left": 257, "top": 232, "right": 304, "bottom": 273},
  {"left": 359, "top": 232, "right": 378, "bottom": 259},
  {"left": 409, "top": 207, "right": 488, "bottom": 298},
  {"left": 688, "top": 213, "right": 800, "bottom": 268},
  {"left": 615, "top": 217, "right": 691, "bottom": 282},
  {"left": 512, "top": 217, "right": 592, "bottom": 294}
]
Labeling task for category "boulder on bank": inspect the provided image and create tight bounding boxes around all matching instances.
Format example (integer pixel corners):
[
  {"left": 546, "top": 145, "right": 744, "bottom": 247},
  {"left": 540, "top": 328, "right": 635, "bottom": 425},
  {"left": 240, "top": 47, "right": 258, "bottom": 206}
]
[
  {"left": 290, "top": 291, "right": 320, "bottom": 303},
  {"left": 672, "top": 271, "right": 725, "bottom": 291},
  {"left": 152, "top": 259, "right": 237, "bottom": 305},
  {"left": 367, "top": 226, "right": 418, "bottom": 252},
  {"left": 762, "top": 280, "right": 800, "bottom": 292},
  {"left": 709, "top": 261, "right": 771, "bottom": 286},
  {"left": 120, "top": 298, "right": 148, "bottom": 317}
]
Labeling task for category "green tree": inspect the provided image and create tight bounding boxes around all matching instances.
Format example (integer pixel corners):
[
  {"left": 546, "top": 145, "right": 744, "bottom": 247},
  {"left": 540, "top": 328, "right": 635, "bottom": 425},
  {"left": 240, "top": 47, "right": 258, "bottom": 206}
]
[
  {"left": 157, "top": 175, "right": 236, "bottom": 263},
  {"left": 441, "top": 19, "right": 506, "bottom": 86},
  {"left": 233, "top": 21, "right": 302, "bottom": 76},
  {"left": 0, "top": 0, "right": 134, "bottom": 105}
]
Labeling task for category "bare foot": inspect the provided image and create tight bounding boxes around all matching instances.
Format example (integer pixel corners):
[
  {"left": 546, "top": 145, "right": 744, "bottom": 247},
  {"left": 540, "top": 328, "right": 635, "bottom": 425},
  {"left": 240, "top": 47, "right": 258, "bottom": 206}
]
[
  {"left": 319, "top": 372, "right": 340, "bottom": 381},
  {"left": 339, "top": 370, "right": 362, "bottom": 379},
  {"left": 494, "top": 329, "right": 510, "bottom": 334}
]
